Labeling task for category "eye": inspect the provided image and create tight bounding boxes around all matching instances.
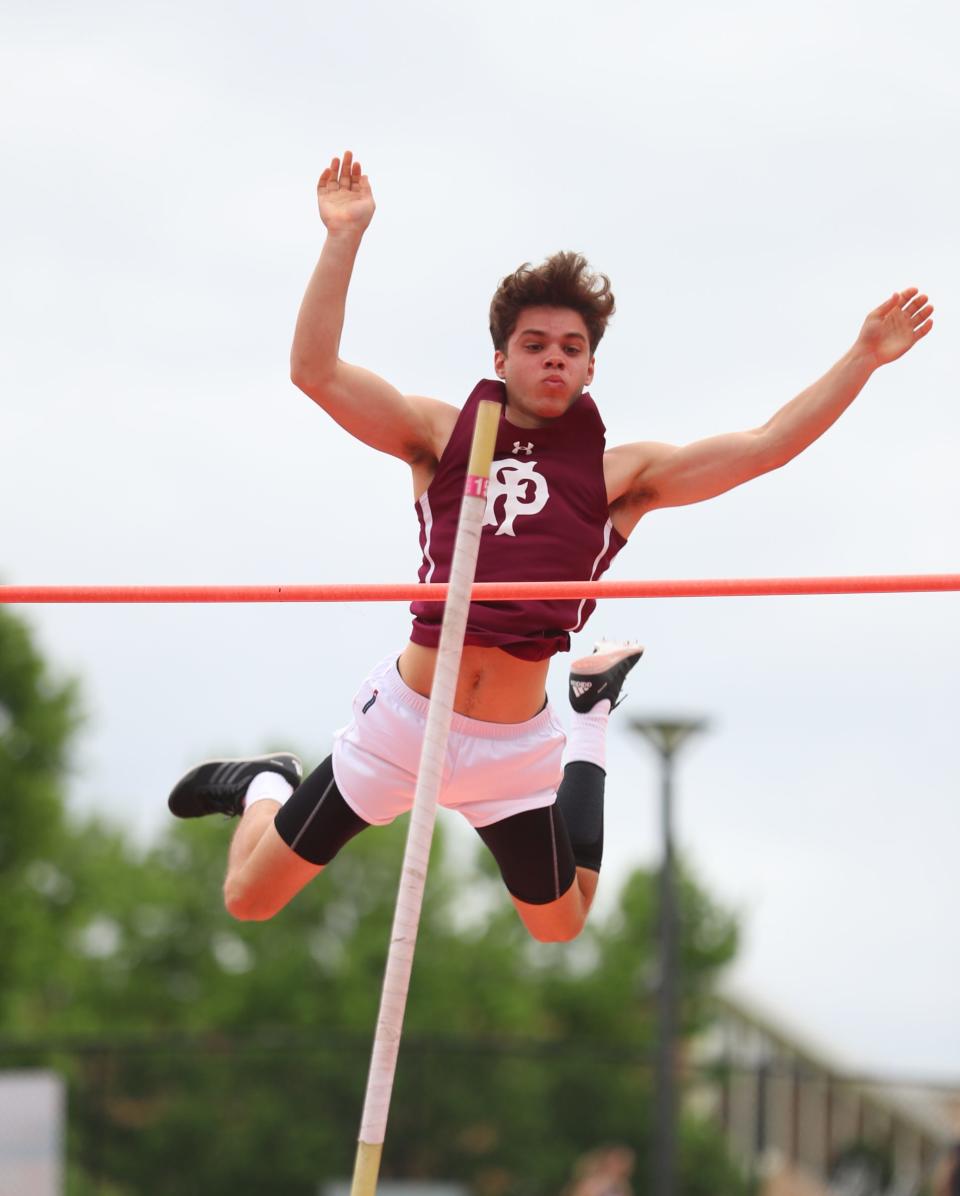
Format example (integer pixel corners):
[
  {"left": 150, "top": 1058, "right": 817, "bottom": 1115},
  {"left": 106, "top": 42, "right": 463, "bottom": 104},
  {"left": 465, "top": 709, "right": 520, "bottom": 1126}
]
[
  {"left": 564, "top": 346, "right": 581, "bottom": 355},
  {"left": 524, "top": 342, "right": 542, "bottom": 351}
]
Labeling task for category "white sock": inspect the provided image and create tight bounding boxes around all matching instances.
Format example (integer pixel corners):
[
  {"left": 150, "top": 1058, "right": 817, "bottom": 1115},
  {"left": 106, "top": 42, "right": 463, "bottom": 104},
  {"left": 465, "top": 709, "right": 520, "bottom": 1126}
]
[
  {"left": 564, "top": 703, "right": 611, "bottom": 771},
  {"left": 244, "top": 770, "right": 294, "bottom": 810}
]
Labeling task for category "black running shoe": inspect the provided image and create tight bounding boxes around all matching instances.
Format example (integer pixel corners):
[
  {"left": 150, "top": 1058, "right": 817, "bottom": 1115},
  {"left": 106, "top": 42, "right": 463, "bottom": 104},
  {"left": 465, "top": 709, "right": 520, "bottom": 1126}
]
[
  {"left": 167, "top": 753, "right": 303, "bottom": 819},
  {"left": 569, "top": 640, "right": 644, "bottom": 713}
]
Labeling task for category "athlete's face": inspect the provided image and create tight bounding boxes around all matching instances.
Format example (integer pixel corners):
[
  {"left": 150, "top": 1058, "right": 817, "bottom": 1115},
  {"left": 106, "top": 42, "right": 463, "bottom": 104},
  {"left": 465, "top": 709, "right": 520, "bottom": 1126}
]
[{"left": 494, "top": 306, "right": 596, "bottom": 428}]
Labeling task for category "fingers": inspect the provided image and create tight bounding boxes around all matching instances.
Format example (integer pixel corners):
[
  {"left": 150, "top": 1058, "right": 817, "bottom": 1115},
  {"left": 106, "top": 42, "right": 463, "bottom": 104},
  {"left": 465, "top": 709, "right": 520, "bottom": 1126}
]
[
  {"left": 870, "top": 287, "right": 932, "bottom": 327},
  {"left": 318, "top": 151, "right": 364, "bottom": 192},
  {"left": 898, "top": 287, "right": 934, "bottom": 341},
  {"left": 872, "top": 292, "right": 901, "bottom": 318},
  {"left": 905, "top": 293, "right": 931, "bottom": 318},
  {"left": 338, "top": 151, "right": 362, "bottom": 187},
  {"left": 318, "top": 155, "right": 339, "bottom": 190},
  {"left": 897, "top": 288, "right": 934, "bottom": 333}
]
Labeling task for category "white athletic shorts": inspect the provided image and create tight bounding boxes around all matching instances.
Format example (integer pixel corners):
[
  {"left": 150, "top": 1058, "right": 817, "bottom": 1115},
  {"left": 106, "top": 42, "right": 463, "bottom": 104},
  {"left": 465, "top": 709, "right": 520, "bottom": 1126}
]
[{"left": 331, "top": 655, "right": 566, "bottom": 829}]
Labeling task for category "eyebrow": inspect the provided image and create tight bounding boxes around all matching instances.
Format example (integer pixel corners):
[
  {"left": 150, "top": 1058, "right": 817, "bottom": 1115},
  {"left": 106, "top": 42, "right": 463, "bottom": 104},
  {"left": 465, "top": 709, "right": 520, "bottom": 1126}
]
[{"left": 517, "top": 328, "right": 588, "bottom": 343}]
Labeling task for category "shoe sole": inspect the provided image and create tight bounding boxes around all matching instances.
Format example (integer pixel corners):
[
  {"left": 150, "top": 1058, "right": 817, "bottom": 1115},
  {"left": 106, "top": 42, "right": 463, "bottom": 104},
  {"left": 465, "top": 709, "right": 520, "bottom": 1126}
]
[{"left": 570, "top": 646, "right": 644, "bottom": 675}]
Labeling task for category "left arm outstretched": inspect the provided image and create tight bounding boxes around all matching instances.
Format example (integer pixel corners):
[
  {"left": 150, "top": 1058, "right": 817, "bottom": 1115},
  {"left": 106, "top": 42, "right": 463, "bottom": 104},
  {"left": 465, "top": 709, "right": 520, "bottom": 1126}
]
[{"left": 607, "top": 288, "right": 934, "bottom": 521}]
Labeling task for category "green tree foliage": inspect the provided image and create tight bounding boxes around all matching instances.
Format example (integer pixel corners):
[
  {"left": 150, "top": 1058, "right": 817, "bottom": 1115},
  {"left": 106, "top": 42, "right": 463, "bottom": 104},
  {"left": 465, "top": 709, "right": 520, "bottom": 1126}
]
[
  {"left": 0, "top": 604, "right": 750, "bottom": 1196},
  {"left": 0, "top": 605, "right": 81, "bottom": 1025}
]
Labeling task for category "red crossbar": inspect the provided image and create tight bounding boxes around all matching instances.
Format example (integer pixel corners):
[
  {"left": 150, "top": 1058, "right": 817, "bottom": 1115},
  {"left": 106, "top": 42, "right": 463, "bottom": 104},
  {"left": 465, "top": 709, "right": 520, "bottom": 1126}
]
[{"left": 0, "top": 576, "right": 958, "bottom": 603}]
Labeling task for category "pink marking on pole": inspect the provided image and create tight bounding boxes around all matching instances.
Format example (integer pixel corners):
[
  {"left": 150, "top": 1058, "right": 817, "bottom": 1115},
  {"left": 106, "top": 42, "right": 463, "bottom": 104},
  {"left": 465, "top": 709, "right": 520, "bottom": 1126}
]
[
  {"left": 463, "top": 475, "right": 489, "bottom": 499},
  {"left": 0, "top": 575, "right": 959, "bottom": 604}
]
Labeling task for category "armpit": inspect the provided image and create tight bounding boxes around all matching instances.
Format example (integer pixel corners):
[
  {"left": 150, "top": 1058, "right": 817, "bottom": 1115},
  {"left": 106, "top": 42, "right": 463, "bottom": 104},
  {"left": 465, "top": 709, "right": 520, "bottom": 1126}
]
[{"left": 608, "top": 485, "right": 659, "bottom": 538}]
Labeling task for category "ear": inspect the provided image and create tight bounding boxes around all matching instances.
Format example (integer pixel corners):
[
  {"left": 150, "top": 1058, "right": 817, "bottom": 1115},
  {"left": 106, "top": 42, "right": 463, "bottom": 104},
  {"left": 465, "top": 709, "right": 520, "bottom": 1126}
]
[
  {"left": 585, "top": 355, "right": 596, "bottom": 385},
  {"left": 493, "top": 349, "right": 506, "bottom": 379}
]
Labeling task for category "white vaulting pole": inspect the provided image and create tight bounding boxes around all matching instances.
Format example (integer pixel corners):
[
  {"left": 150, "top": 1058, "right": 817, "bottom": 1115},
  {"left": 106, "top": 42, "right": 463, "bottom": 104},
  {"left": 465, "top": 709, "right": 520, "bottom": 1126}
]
[{"left": 349, "top": 399, "right": 501, "bottom": 1196}]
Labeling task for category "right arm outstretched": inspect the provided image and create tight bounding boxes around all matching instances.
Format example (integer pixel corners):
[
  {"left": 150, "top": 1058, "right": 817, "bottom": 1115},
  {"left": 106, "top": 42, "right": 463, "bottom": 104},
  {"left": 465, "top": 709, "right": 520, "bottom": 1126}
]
[{"left": 290, "top": 151, "right": 455, "bottom": 466}]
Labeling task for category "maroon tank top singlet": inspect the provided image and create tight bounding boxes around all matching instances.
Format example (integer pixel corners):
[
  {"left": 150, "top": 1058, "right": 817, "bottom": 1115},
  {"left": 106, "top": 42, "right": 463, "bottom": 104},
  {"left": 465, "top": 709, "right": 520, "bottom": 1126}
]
[{"left": 410, "top": 379, "right": 626, "bottom": 661}]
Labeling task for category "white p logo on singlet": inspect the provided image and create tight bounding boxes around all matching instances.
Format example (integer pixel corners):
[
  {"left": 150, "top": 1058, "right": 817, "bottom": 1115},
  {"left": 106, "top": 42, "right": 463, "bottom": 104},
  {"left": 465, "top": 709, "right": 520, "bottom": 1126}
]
[{"left": 483, "top": 458, "right": 549, "bottom": 536}]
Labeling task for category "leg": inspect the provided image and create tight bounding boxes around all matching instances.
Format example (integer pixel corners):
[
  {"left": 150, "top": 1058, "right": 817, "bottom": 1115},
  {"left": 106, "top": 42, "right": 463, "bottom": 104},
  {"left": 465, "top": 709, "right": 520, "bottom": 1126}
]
[
  {"left": 168, "top": 752, "right": 371, "bottom": 922},
  {"left": 509, "top": 760, "right": 605, "bottom": 939},
  {"left": 477, "top": 805, "right": 594, "bottom": 943},
  {"left": 492, "top": 641, "right": 640, "bottom": 937},
  {"left": 552, "top": 636, "right": 646, "bottom": 898},
  {"left": 170, "top": 656, "right": 418, "bottom": 921},
  {"left": 511, "top": 866, "right": 600, "bottom": 942},
  {"left": 223, "top": 800, "right": 324, "bottom": 921},
  {"left": 224, "top": 755, "right": 371, "bottom": 921}
]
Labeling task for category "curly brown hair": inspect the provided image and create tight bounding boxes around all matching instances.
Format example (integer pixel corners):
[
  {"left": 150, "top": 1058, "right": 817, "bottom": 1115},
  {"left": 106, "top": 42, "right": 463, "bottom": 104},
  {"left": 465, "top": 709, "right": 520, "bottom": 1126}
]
[{"left": 489, "top": 251, "right": 615, "bottom": 355}]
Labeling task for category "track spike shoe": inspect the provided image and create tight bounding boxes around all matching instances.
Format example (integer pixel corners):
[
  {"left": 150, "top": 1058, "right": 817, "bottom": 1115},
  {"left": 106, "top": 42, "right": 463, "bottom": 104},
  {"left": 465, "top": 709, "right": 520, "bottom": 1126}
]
[
  {"left": 569, "top": 640, "right": 644, "bottom": 713},
  {"left": 168, "top": 752, "right": 303, "bottom": 819}
]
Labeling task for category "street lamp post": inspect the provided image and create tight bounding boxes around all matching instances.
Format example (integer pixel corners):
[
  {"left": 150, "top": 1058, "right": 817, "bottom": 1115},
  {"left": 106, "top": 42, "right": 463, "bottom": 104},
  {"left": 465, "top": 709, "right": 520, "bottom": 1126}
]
[{"left": 631, "top": 717, "right": 709, "bottom": 1196}]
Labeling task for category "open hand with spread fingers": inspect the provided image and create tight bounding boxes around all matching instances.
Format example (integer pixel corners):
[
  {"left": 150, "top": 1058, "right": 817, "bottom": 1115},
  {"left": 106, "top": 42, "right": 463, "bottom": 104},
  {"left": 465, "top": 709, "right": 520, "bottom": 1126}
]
[
  {"left": 857, "top": 288, "right": 934, "bottom": 367},
  {"left": 317, "top": 150, "right": 375, "bottom": 237}
]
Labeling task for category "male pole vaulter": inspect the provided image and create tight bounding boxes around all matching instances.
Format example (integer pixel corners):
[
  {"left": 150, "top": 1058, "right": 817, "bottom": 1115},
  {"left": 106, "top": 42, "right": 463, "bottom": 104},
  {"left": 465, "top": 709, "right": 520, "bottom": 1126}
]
[{"left": 168, "top": 151, "right": 933, "bottom": 943}]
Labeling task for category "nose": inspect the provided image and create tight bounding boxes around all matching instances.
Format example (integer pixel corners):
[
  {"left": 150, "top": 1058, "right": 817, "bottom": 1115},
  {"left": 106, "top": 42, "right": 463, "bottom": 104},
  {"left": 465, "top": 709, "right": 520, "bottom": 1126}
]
[{"left": 544, "top": 351, "right": 564, "bottom": 369}]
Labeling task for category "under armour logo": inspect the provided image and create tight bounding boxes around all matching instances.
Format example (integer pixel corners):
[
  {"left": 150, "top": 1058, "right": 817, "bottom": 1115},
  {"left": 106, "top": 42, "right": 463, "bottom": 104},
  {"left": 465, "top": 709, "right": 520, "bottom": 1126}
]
[
  {"left": 512, "top": 441, "right": 534, "bottom": 455},
  {"left": 570, "top": 680, "right": 593, "bottom": 698}
]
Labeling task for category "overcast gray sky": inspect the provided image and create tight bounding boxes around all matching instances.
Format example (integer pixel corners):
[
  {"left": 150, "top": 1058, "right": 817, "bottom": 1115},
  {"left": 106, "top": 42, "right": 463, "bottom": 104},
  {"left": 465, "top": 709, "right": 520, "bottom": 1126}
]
[{"left": 2, "top": 0, "right": 958, "bottom": 1083}]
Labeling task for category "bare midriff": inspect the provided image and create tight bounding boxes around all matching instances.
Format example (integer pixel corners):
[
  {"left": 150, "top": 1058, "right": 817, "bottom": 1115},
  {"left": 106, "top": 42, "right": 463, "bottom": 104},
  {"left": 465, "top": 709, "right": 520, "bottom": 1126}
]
[{"left": 397, "top": 640, "right": 550, "bottom": 723}]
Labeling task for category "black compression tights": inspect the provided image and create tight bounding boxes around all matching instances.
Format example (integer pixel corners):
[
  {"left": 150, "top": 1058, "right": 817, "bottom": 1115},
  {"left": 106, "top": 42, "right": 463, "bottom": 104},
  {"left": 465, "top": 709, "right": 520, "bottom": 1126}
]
[
  {"left": 273, "top": 756, "right": 605, "bottom": 903},
  {"left": 273, "top": 756, "right": 370, "bottom": 865},
  {"left": 555, "top": 760, "right": 605, "bottom": 872},
  {"left": 475, "top": 761, "right": 605, "bottom": 905}
]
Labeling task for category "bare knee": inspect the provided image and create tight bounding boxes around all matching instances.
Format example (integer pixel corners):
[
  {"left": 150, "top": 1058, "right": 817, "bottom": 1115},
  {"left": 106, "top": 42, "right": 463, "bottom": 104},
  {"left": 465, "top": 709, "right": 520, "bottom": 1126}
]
[
  {"left": 222, "top": 820, "right": 324, "bottom": 922},
  {"left": 514, "top": 901, "right": 587, "bottom": 943},
  {"left": 223, "top": 877, "right": 283, "bottom": 922},
  {"left": 526, "top": 920, "right": 584, "bottom": 944}
]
